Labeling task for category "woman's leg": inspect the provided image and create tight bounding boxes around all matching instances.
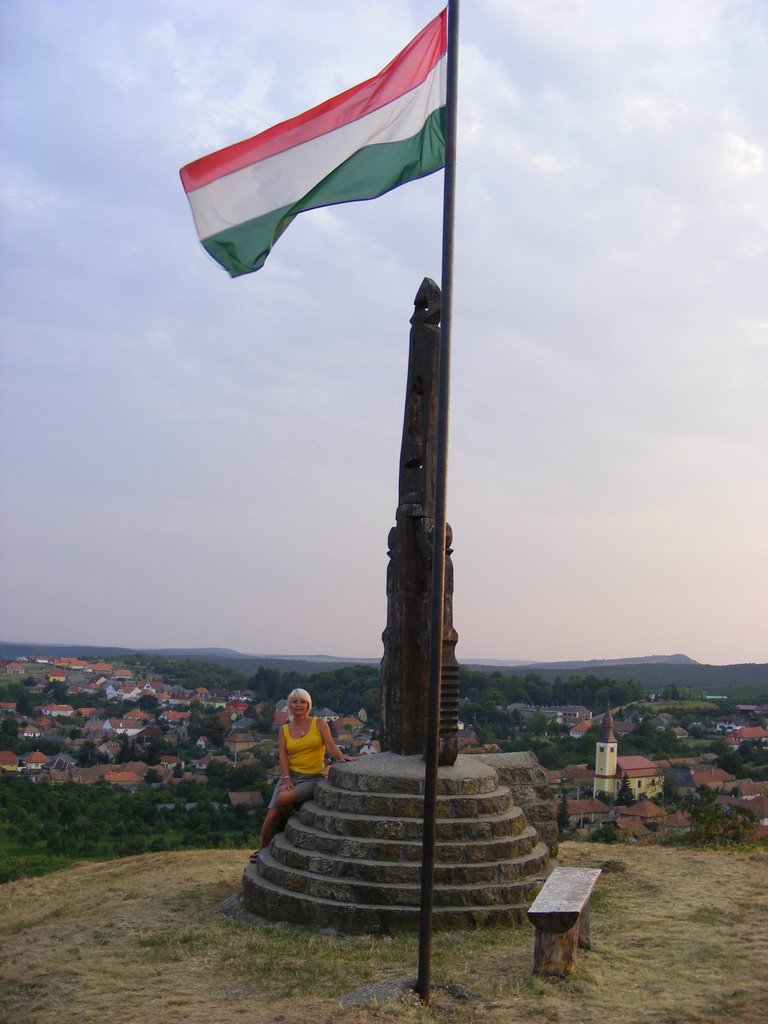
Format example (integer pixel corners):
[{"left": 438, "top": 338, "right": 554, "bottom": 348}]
[{"left": 255, "top": 808, "right": 283, "bottom": 854}]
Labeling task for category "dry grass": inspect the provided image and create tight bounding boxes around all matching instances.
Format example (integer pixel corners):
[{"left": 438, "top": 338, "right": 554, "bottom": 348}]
[{"left": 1, "top": 842, "right": 766, "bottom": 1024}]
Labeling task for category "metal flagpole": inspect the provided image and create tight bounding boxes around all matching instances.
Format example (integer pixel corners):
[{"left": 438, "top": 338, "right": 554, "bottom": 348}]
[{"left": 416, "top": 0, "right": 460, "bottom": 1006}]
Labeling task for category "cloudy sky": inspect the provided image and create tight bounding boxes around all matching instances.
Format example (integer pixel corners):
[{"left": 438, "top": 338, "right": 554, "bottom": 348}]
[{"left": 1, "top": 0, "right": 766, "bottom": 667}]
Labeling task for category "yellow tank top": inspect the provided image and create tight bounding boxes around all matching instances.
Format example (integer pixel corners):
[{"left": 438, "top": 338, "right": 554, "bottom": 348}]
[{"left": 283, "top": 717, "right": 324, "bottom": 774}]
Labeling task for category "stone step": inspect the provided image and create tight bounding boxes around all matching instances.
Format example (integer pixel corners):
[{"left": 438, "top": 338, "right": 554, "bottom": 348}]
[
  {"left": 314, "top": 779, "right": 514, "bottom": 819},
  {"left": 284, "top": 817, "right": 540, "bottom": 864},
  {"left": 256, "top": 848, "right": 544, "bottom": 908},
  {"left": 300, "top": 800, "right": 530, "bottom": 842},
  {"left": 242, "top": 863, "right": 536, "bottom": 933},
  {"left": 326, "top": 753, "right": 500, "bottom": 796},
  {"left": 272, "top": 832, "right": 551, "bottom": 885}
]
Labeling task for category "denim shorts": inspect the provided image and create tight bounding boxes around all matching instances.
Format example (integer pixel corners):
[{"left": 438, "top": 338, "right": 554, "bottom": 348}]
[{"left": 268, "top": 770, "right": 326, "bottom": 810}]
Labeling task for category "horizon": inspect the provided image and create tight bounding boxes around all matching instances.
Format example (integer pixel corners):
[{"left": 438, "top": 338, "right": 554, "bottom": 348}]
[
  {"left": 1, "top": 2, "right": 766, "bottom": 667},
  {"left": 3, "top": 638, "right": 765, "bottom": 669}
]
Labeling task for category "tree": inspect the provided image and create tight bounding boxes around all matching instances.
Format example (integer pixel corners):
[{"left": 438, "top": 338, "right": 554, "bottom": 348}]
[
  {"left": 687, "top": 789, "right": 759, "bottom": 846},
  {"left": 589, "top": 822, "right": 619, "bottom": 844},
  {"left": 556, "top": 793, "right": 570, "bottom": 835},
  {"left": 525, "top": 711, "right": 550, "bottom": 736},
  {"left": 616, "top": 776, "right": 634, "bottom": 807}
]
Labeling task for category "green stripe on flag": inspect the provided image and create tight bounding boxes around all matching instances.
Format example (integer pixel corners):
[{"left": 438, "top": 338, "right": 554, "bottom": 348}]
[{"left": 201, "top": 108, "right": 445, "bottom": 277}]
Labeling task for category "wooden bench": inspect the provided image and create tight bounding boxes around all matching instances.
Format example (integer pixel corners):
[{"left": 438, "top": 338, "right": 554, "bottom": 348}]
[{"left": 527, "top": 867, "right": 601, "bottom": 977}]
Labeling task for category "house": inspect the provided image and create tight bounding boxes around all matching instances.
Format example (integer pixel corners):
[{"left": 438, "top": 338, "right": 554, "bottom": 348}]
[
  {"left": 224, "top": 731, "right": 258, "bottom": 755},
  {"left": 333, "top": 716, "right": 364, "bottom": 736},
  {"left": 104, "top": 718, "right": 143, "bottom": 738},
  {"left": 41, "top": 703, "right": 75, "bottom": 719},
  {"left": 226, "top": 791, "right": 264, "bottom": 809},
  {"left": 226, "top": 700, "right": 251, "bottom": 719},
  {"left": 556, "top": 763, "right": 595, "bottom": 797},
  {"left": 314, "top": 707, "right": 340, "bottom": 723},
  {"left": 616, "top": 799, "right": 666, "bottom": 825},
  {"left": 725, "top": 727, "right": 768, "bottom": 748},
  {"left": 457, "top": 727, "right": 478, "bottom": 748},
  {"left": 19, "top": 723, "right": 43, "bottom": 740},
  {"left": 715, "top": 795, "right": 768, "bottom": 825},
  {"left": 613, "top": 720, "right": 637, "bottom": 736},
  {"left": 615, "top": 816, "right": 652, "bottom": 841},
  {"left": 649, "top": 713, "right": 675, "bottom": 731},
  {"left": 159, "top": 710, "right": 192, "bottom": 730},
  {"left": 123, "top": 709, "right": 152, "bottom": 726},
  {"left": 272, "top": 706, "right": 290, "bottom": 728},
  {"left": 552, "top": 797, "right": 611, "bottom": 829},
  {"left": 725, "top": 780, "right": 768, "bottom": 799},
  {"left": 358, "top": 739, "right": 381, "bottom": 755},
  {"left": 689, "top": 767, "right": 735, "bottom": 792},
  {"left": 103, "top": 769, "right": 144, "bottom": 790},
  {"left": 103, "top": 681, "right": 142, "bottom": 701},
  {"left": 82, "top": 718, "right": 108, "bottom": 737},
  {"left": 97, "top": 741, "right": 122, "bottom": 760},
  {"left": 44, "top": 754, "right": 78, "bottom": 771},
  {"left": 569, "top": 720, "right": 594, "bottom": 739},
  {"left": 190, "top": 753, "right": 232, "bottom": 773},
  {"left": 0, "top": 751, "right": 19, "bottom": 772},
  {"left": 18, "top": 751, "right": 49, "bottom": 772},
  {"left": 661, "top": 810, "right": 692, "bottom": 833},
  {"left": 45, "top": 766, "right": 82, "bottom": 785},
  {"left": 229, "top": 716, "right": 255, "bottom": 733}
]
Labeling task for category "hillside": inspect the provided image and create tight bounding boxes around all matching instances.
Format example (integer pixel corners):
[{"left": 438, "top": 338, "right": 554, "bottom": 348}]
[
  {"left": 3, "top": 640, "right": 767, "bottom": 691},
  {"left": 1, "top": 843, "right": 765, "bottom": 1024}
]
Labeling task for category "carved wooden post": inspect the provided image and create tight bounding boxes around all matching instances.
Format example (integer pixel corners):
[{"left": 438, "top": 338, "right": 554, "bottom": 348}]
[{"left": 380, "top": 279, "right": 459, "bottom": 765}]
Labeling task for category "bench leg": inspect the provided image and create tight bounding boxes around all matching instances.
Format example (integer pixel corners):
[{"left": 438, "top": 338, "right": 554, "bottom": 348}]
[
  {"left": 578, "top": 903, "right": 592, "bottom": 950},
  {"left": 533, "top": 923, "right": 580, "bottom": 977}
]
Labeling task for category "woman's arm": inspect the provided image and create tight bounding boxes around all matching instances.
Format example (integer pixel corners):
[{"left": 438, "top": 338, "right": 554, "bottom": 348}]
[
  {"left": 318, "top": 718, "right": 356, "bottom": 762},
  {"left": 277, "top": 726, "right": 294, "bottom": 790}
]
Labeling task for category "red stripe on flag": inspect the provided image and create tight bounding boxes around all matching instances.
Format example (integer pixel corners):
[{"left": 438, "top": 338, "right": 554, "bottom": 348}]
[{"left": 180, "top": 9, "right": 446, "bottom": 193}]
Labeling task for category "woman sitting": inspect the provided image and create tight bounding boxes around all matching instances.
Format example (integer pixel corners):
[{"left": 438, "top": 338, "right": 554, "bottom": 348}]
[{"left": 250, "top": 687, "right": 355, "bottom": 862}]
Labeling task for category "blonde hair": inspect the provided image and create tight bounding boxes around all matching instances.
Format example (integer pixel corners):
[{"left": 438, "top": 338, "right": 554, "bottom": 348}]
[{"left": 286, "top": 688, "right": 312, "bottom": 720}]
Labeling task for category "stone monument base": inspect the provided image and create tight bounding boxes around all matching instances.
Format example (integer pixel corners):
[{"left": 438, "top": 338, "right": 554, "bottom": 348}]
[{"left": 242, "top": 752, "right": 550, "bottom": 934}]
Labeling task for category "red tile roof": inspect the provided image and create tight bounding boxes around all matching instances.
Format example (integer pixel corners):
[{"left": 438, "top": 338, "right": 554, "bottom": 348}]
[{"left": 617, "top": 799, "right": 666, "bottom": 819}]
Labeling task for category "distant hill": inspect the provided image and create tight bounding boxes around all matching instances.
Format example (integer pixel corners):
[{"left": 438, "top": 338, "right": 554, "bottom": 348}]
[
  {"left": 0, "top": 641, "right": 377, "bottom": 677},
  {"left": 1, "top": 641, "right": 766, "bottom": 690},
  {"left": 461, "top": 659, "right": 768, "bottom": 692},
  {"left": 466, "top": 654, "right": 699, "bottom": 670}
]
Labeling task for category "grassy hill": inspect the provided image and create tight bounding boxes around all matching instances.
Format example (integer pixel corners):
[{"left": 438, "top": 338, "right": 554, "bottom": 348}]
[{"left": 1, "top": 842, "right": 765, "bottom": 1024}]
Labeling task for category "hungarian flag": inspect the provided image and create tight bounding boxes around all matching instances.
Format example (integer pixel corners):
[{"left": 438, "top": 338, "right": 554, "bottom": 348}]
[{"left": 180, "top": 9, "right": 447, "bottom": 277}]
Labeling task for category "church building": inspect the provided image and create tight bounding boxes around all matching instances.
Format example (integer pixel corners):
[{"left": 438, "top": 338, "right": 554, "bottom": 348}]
[{"left": 593, "top": 709, "right": 663, "bottom": 801}]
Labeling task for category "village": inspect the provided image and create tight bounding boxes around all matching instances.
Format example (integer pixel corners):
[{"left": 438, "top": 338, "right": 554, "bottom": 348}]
[{"left": 1, "top": 653, "right": 767, "bottom": 852}]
